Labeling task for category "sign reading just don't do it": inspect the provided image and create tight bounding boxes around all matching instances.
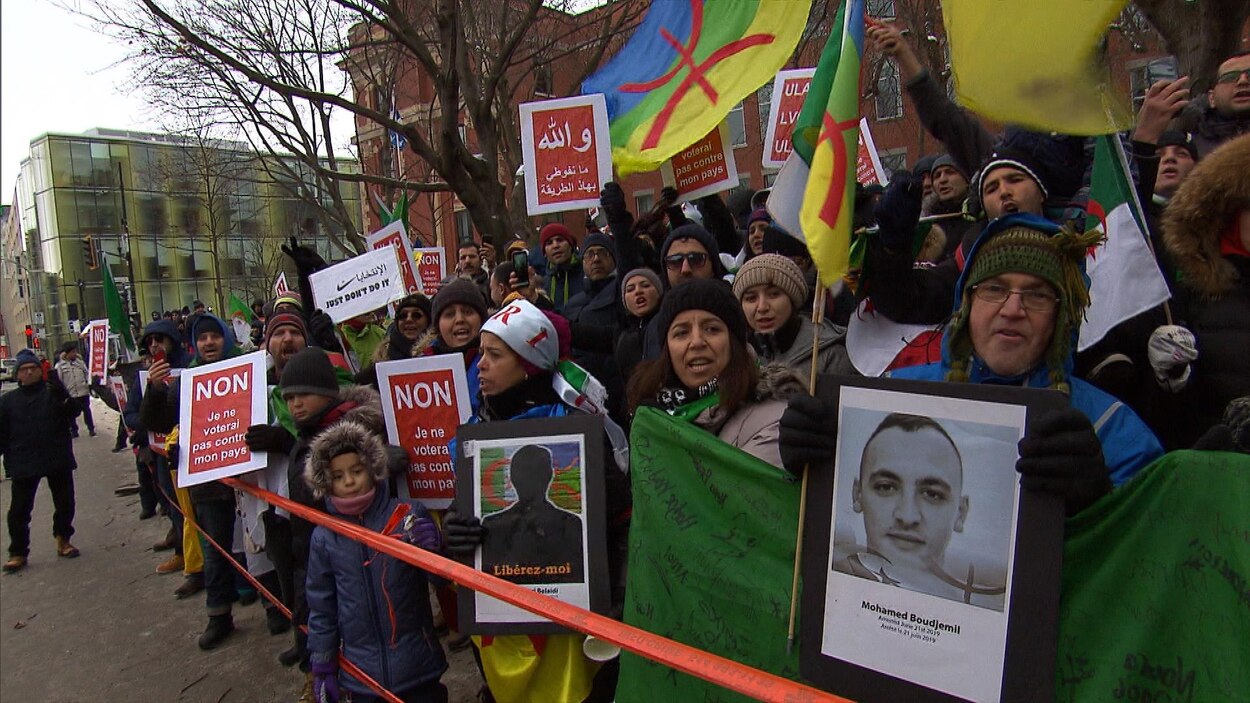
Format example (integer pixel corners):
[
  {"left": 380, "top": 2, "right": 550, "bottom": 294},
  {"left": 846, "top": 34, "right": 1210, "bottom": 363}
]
[
  {"left": 520, "top": 94, "right": 612, "bottom": 215},
  {"left": 377, "top": 356, "right": 472, "bottom": 510},
  {"left": 309, "top": 247, "right": 407, "bottom": 323},
  {"left": 176, "top": 351, "right": 268, "bottom": 487}
]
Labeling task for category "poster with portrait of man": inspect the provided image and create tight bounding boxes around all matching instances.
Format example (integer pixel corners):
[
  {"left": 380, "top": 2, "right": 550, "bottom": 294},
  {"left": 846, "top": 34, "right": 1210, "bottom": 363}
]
[
  {"left": 455, "top": 415, "right": 610, "bottom": 635},
  {"left": 800, "top": 376, "right": 1067, "bottom": 703}
]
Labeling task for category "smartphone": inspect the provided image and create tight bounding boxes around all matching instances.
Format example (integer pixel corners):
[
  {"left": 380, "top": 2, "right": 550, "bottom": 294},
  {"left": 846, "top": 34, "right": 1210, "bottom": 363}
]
[
  {"left": 152, "top": 348, "right": 166, "bottom": 363},
  {"left": 512, "top": 250, "right": 530, "bottom": 289}
]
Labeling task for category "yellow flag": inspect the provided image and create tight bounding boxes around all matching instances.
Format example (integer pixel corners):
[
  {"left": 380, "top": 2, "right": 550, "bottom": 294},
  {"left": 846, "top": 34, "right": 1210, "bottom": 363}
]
[{"left": 944, "top": 0, "right": 1134, "bottom": 135}]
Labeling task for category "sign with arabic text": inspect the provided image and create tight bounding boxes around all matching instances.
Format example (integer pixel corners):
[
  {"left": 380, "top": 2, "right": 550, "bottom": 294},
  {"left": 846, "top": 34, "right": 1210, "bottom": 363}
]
[
  {"left": 309, "top": 247, "right": 407, "bottom": 323},
  {"left": 176, "top": 351, "right": 268, "bottom": 487},
  {"left": 659, "top": 122, "right": 739, "bottom": 202},
  {"left": 520, "top": 94, "right": 612, "bottom": 215},
  {"left": 413, "top": 248, "right": 446, "bottom": 295},
  {"left": 88, "top": 319, "right": 109, "bottom": 381},
  {"left": 366, "top": 220, "right": 422, "bottom": 295},
  {"left": 762, "top": 68, "right": 815, "bottom": 169}
]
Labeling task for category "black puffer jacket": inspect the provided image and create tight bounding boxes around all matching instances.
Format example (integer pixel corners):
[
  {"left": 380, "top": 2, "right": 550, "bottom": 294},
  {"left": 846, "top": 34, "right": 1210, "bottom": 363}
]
[{"left": 0, "top": 379, "right": 77, "bottom": 479}]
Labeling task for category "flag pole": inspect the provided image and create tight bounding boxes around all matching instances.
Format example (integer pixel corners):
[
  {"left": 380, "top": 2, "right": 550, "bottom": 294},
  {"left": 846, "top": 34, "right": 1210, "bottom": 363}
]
[{"left": 787, "top": 272, "right": 826, "bottom": 654}]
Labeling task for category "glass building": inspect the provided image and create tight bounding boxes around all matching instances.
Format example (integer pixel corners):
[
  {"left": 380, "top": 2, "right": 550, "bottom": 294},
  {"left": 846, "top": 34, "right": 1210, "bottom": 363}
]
[{"left": 12, "top": 129, "right": 361, "bottom": 352}]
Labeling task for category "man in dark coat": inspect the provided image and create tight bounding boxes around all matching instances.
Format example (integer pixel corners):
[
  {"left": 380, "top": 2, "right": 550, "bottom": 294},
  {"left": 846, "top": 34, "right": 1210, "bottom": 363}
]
[
  {"left": 564, "top": 232, "right": 626, "bottom": 410},
  {"left": 1, "top": 349, "right": 80, "bottom": 572}
]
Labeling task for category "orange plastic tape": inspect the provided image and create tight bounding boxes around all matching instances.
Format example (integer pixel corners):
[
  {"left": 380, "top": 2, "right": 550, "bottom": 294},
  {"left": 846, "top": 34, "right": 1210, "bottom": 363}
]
[{"left": 224, "top": 478, "right": 853, "bottom": 703}]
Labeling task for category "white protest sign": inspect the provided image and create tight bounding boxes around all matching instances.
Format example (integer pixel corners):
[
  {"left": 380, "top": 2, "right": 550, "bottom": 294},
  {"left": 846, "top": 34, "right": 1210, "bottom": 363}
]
[
  {"left": 856, "top": 117, "right": 888, "bottom": 185},
  {"left": 309, "top": 247, "right": 406, "bottom": 323},
  {"left": 520, "top": 94, "right": 612, "bottom": 215},
  {"left": 273, "top": 271, "right": 290, "bottom": 298},
  {"left": 140, "top": 368, "right": 181, "bottom": 456},
  {"left": 659, "top": 122, "right": 739, "bottom": 202},
  {"left": 176, "top": 351, "right": 268, "bottom": 487},
  {"left": 377, "top": 356, "right": 473, "bottom": 510},
  {"left": 413, "top": 247, "right": 447, "bottom": 295},
  {"left": 367, "top": 220, "right": 422, "bottom": 295},
  {"left": 762, "top": 68, "right": 815, "bottom": 169},
  {"left": 109, "top": 374, "right": 128, "bottom": 407}
]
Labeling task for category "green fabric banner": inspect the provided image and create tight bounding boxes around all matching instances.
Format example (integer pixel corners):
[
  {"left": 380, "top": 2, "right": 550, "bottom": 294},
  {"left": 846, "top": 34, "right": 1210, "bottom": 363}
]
[
  {"left": 617, "top": 406, "right": 803, "bottom": 702},
  {"left": 1055, "top": 450, "right": 1250, "bottom": 703}
]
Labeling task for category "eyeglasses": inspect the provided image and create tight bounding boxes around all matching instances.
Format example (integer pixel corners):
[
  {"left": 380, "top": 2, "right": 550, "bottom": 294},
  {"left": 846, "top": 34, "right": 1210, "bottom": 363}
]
[
  {"left": 397, "top": 311, "right": 426, "bottom": 321},
  {"left": 664, "top": 252, "right": 709, "bottom": 270},
  {"left": 1215, "top": 68, "right": 1250, "bottom": 85},
  {"left": 971, "top": 283, "right": 1059, "bottom": 312},
  {"left": 583, "top": 247, "right": 612, "bottom": 261}
]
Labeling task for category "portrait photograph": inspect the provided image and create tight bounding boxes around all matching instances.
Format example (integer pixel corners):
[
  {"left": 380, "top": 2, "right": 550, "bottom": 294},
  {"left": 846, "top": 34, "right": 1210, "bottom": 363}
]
[
  {"left": 455, "top": 415, "right": 610, "bottom": 635},
  {"left": 800, "top": 376, "right": 1067, "bottom": 703}
]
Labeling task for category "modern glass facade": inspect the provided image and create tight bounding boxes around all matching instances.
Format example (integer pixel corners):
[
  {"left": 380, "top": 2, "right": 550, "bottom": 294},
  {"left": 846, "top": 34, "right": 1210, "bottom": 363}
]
[{"left": 14, "top": 129, "right": 362, "bottom": 351}]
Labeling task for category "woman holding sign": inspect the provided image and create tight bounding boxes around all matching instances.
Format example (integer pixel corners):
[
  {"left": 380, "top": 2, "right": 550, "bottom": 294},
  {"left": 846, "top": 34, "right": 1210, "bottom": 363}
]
[{"left": 444, "top": 298, "right": 631, "bottom": 703}]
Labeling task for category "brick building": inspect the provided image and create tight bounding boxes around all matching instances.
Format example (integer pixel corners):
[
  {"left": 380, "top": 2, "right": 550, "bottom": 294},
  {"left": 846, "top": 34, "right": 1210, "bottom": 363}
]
[{"left": 346, "top": 0, "right": 1247, "bottom": 263}]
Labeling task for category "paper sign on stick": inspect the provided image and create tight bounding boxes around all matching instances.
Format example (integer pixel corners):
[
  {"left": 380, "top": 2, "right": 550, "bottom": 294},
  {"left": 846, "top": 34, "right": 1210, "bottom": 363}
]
[
  {"left": 855, "top": 117, "right": 888, "bottom": 186},
  {"left": 109, "top": 374, "right": 127, "bottom": 407},
  {"left": 309, "top": 247, "right": 407, "bottom": 323},
  {"left": 762, "top": 68, "right": 815, "bottom": 169},
  {"left": 520, "top": 94, "right": 612, "bottom": 215},
  {"left": 660, "top": 123, "right": 739, "bottom": 202},
  {"left": 139, "top": 368, "right": 180, "bottom": 456},
  {"left": 176, "top": 351, "right": 268, "bottom": 487},
  {"left": 367, "top": 221, "right": 422, "bottom": 295},
  {"left": 273, "top": 271, "right": 290, "bottom": 298},
  {"left": 88, "top": 319, "right": 109, "bottom": 381},
  {"left": 413, "top": 248, "right": 446, "bottom": 295},
  {"left": 377, "top": 356, "right": 472, "bottom": 509}
]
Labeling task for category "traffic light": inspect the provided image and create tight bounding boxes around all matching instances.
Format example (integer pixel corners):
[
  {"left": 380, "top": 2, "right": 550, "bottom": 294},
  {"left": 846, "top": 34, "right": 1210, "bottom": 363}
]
[
  {"left": 24, "top": 325, "right": 33, "bottom": 347},
  {"left": 82, "top": 235, "right": 98, "bottom": 270}
]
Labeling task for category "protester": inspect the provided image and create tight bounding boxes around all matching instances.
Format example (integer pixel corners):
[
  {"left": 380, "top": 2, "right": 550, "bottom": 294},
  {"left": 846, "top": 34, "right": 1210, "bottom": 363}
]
[
  {"left": 540, "top": 223, "right": 584, "bottom": 310},
  {"left": 355, "top": 294, "right": 432, "bottom": 389},
  {"left": 444, "top": 298, "right": 630, "bottom": 703},
  {"left": 563, "top": 231, "right": 625, "bottom": 405},
  {"left": 55, "top": 343, "right": 95, "bottom": 437},
  {"left": 415, "top": 279, "right": 488, "bottom": 416},
  {"left": 305, "top": 420, "right": 448, "bottom": 703},
  {"left": 738, "top": 207, "right": 772, "bottom": 265},
  {"left": 733, "top": 254, "right": 855, "bottom": 382},
  {"left": 1176, "top": 50, "right": 1250, "bottom": 157},
  {"left": 1153, "top": 132, "right": 1250, "bottom": 448},
  {"left": 338, "top": 311, "right": 388, "bottom": 369},
  {"left": 659, "top": 222, "right": 727, "bottom": 289},
  {"left": 614, "top": 267, "right": 664, "bottom": 398},
  {"left": 458, "top": 240, "right": 492, "bottom": 304},
  {"left": 1, "top": 349, "right": 80, "bottom": 573}
]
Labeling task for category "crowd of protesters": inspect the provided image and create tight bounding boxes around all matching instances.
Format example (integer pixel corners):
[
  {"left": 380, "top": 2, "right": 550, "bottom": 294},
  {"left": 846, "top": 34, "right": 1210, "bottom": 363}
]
[{"left": 3, "top": 38, "right": 1249, "bottom": 703}]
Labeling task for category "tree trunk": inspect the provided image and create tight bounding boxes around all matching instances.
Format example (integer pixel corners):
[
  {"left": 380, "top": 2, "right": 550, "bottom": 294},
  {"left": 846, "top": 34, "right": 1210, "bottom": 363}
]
[{"left": 1135, "top": 0, "right": 1250, "bottom": 94}]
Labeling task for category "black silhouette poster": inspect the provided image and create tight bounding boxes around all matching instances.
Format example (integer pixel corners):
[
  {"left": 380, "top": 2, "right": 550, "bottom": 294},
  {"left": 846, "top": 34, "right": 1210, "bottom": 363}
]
[
  {"left": 456, "top": 415, "right": 609, "bottom": 635},
  {"left": 800, "top": 376, "right": 1066, "bottom": 703}
]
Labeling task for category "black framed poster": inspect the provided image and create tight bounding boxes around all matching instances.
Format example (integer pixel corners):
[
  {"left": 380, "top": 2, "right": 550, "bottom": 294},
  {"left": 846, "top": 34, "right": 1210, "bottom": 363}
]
[
  {"left": 455, "top": 414, "right": 610, "bottom": 635},
  {"left": 801, "top": 376, "right": 1067, "bottom": 703}
]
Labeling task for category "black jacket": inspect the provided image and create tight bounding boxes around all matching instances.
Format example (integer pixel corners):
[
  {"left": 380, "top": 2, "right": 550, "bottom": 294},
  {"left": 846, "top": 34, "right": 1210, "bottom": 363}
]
[{"left": 0, "top": 379, "right": 77, "bottom": 479}]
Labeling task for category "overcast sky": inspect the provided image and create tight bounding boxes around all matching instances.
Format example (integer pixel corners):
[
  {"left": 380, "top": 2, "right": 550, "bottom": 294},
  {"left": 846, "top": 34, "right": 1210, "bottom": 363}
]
[{"left": 0, "top": 0, "right": 164, "bottom": 203}]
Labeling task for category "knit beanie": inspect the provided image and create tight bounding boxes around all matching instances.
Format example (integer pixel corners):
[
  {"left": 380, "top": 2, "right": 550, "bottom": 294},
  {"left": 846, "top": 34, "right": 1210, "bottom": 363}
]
[
  {"left": 655, "top": 278, "right": 748, "bottom": 343},
  {"left": 15, "top": 348, "right": 39, "bottom": 369},
  {"left": 431, "top": 278, "right": 488, "bottom": 323},
  {"left": 972, "top": 148, "right": 1050, "bottom": 201},
  {"left": 748, "top": 208, "right": 772, "bottom": 227},
  {"left": 620, "top": 268, "right": 663, "bottom": 308},
  {"left": 944, "top": 214, "right": 1103, "bottom": 393},
  {"left": 264, "top": 312, "right": 307, "bottom": 349},
  {"left": 732, "top": 254, "right": 809, "bottom": 311},
  {"left": 540, "top": 223, "right": 574, "bottom": 251},
  {"left": 761, "top": 224, "right": 810, "bottom": 259},
  {"left": 660, "top": 223, "right": 725, "bottom": 279},
  {"left": 912, "top": 154, "right": 939, "bottom": 178},
  {"left": 1157, "top": 130, "right": 1198, "bottom": 161},
  {"left": 581, "top": 231, "right": 618, "bottom": 264},
  {"left": 279, "top": 347, "right": 340, "bottom": 399},
  {"left": 931, "top": 154, "right": 968, "bottom": 179},
  {"left": 273, "top": 291, "right": 304, "bottom": 312},
  {"left": 481, "top": 298, "right": 561, "bottom": 375},
  {"left": 394, "top": 293, "right": 432, "bottom": 321}
]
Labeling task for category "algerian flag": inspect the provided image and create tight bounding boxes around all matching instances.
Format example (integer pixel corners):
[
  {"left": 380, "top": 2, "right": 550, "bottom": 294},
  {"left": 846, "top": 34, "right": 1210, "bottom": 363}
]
[
  {"left": 1078, "top": 135, "right": 1171, "bottom": 351},
  {"left": 102, "top": 262, "right": 136, "bottom": 354},
  {"left": 227, "top": 293, "right": 253, "bottom": 345}
]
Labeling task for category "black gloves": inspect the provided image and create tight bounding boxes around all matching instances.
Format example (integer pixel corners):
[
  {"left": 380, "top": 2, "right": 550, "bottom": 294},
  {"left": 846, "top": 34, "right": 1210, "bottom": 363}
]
[
  {"left": 873, "top": 171, "right": 924, "bottom": 252},
  {"left": 600, "top": 182, "right": 627, "bottom": 218},
  {"left": 307, "top": 310, "right": 340, "bottom": 352},
  {"left": 244, "top": 424, "right": 295, "bottom": 455},
  {"left": 1016, "top": 407, "right": 1112, "bottom": 517},
  {"left": 659, "top": 187, "right": 679, "bottom": 207},
  {"left": 443, "top": 509, "right": 484, "bottom": 556},
  {"left": 281, "top": 236, "right": 328, "bottom": 278},
  {"left": 778, "top": 394, "right": 838, "bottom": 479}
]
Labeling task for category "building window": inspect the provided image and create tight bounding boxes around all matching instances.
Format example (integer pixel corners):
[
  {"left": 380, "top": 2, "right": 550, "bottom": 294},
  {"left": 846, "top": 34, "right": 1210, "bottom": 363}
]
[
  {"left": 454, "top": 208, "right": 473, "bottom": 244},
  {"left": 876, "top": 58, "right": 903, "bottom": 120},
  {"left": 727, "top": 101, "right": 747, "bottom": 147},
  {"left": 634, "top": 191, "right": 655, "bottom": 216},
  {"left": 867, "top": 0, "right": 895, "bottom": 19},
  {"left": 1129, "top": 57, "right": 1178, "bottom": 111},
  {"left": 534, "top": 66, "right": 553, "bottom": 97},
  {"left": 879, "top": 149, "right": 908, "bottom": 178},
  {"left": 757, "top": 81, "right": 774, "bottom": 133},
  {"left": 727, "top": 175, "right": 753, "bottom": 203}
]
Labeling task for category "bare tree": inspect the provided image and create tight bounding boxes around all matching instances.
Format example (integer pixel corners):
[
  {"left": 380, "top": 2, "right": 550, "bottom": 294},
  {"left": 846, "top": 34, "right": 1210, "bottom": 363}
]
[{"left": 1133, "top": 0, "right": 1250, "bottom": 94}]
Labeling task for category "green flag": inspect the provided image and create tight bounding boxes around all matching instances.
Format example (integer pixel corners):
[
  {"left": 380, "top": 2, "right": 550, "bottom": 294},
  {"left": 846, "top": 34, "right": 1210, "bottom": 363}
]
[
  {"left": 228, "top": 293, "right": 253, "bottom": 322},
  {"left": 102, "top": 263, "right": 135, "bottom": 353},
  {"left": 617, "top": 405, "right": 802, "bottom": 702},
  {"left": 1055, "top": 450, "right": 1250, "bottom": 701}
]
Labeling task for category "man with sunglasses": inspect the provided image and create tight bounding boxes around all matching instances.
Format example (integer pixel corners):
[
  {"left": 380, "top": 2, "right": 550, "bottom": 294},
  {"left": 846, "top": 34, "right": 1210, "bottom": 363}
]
[
  {"left": 783, "top": 214, "right": 1163, "bottom": 518},
  {"left": 1177, "top": 51, "right": 1250, "bottom": 158},
  {"left": 659, "top": 222, "right": 727, "bottom": 289}
]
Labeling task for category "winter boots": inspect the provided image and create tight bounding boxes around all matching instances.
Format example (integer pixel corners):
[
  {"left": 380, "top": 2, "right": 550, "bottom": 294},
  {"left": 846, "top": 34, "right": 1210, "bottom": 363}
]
[{"left": 197, "top": 613, "right": 235, "bottom": 650}]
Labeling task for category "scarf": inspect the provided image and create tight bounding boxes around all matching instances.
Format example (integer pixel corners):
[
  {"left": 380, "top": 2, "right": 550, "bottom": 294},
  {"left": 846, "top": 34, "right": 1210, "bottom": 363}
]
[{"left": 329, "top": 487, "right": 376, "bottom": 516}]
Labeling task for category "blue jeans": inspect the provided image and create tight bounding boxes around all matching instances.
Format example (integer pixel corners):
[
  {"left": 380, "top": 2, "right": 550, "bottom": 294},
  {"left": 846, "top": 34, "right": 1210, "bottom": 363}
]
[{"left": 193, "top": 497, "right": 239, "bottom": 615}]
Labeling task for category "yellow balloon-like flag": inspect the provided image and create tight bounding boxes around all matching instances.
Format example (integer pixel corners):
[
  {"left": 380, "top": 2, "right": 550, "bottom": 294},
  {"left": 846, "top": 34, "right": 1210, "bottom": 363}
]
[{"left": 944, "top": 0, "right": 1135, "bottom": 135}]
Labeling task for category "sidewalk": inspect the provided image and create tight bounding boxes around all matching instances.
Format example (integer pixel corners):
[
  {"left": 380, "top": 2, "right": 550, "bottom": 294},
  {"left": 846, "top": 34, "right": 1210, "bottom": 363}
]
[{"left": 1, "top": 398, "right": 480, "bottom": 702}]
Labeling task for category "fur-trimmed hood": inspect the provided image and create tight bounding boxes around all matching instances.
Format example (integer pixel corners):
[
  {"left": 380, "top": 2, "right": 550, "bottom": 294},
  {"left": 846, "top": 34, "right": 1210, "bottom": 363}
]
[
  {"left": 1163, "top": 132, "right": 1250, "bottom": 299},
  {"left": 332, "top": 384, "right": 386, "bottom": 436},
  {"left": 752, "top": 363, "right": 807, "bottom": 402},
  {"left": 305, "top": 420, "right": 389, "bottom": 499}
]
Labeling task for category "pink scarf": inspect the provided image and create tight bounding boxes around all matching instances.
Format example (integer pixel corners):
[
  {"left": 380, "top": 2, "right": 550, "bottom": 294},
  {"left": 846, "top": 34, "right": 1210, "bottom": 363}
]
[{"left": 329, "top": 487, "right": 376, "bottom": 516}]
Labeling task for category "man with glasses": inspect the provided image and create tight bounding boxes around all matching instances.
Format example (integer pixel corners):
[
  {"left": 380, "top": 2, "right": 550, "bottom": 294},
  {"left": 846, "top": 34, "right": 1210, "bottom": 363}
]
[
  {"left": 1178, "top": 51, "right": 1250, "bottom": 158},
  {"left": 659, "top": 222, "right": 727, "bottom": 289}
]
